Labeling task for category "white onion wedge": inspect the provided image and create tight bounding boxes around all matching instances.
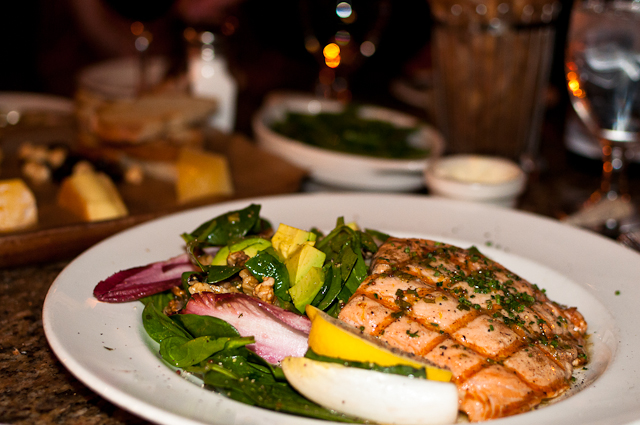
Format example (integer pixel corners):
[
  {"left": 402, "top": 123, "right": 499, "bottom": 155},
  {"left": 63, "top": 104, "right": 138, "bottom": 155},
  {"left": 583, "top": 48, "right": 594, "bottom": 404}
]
[{"left": 281, "top": 357, "right": 459, "bottom": 425}]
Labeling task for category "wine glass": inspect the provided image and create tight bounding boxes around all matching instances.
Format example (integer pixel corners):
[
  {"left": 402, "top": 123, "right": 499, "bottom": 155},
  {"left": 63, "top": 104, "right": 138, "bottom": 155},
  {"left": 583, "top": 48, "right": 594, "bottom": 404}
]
[
  {"left": 300, "top": 0, "right": 390, "bottom": 101},
  {"left": 100, "top": 0, "right": 177, "bottom": 94},
  {"left": 565, "top": 0, "right": 640, "bottom": 234}
]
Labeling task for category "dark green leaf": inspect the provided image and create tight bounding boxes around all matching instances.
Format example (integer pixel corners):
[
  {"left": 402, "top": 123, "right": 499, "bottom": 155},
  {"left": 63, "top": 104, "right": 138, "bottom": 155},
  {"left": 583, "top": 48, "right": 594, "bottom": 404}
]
[
  {"left": 142, "top": 298, "right": 192, "bottom": 343},
  {"left": 270, "top": 107, "right": 426, "bottom": 160},
  {"left": 202, "top": 368, "right": 359, "bottom": 422},
  {"left": 365, "top": 228, "right": 390, "bottom": 244},
  {"left": 316, "top": 262, "right": 343, "bottom": 311},
  {"left": 339, "top": 245, "right": 358, "bottom": 282},
  {"left": 359, "top": 230, "right": 379, "bottom": 253},
  {"left": 171, "top": 314, "right": 240, "bottom": 339},
  {"left": 203, "top": 265, "right": 242, "bottom": 284},
  {"left": 245, "top": 250, "right": 291, "bottom": 302},
  {"left": 160, "top": 335, "right": 254, "bottom": 368},
  {"left": 182, "top": 204, "right": 262, "bottom": 247}
]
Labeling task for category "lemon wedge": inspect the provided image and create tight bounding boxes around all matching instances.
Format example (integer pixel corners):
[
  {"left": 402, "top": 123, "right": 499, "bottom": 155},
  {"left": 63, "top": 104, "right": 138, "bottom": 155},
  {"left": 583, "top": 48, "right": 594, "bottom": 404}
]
[
  {"left": 306, "top": 305, "right": 452, "bottom": 382},
  {"left": 282, "top": 357, "right": 459, "bottom": 425}
]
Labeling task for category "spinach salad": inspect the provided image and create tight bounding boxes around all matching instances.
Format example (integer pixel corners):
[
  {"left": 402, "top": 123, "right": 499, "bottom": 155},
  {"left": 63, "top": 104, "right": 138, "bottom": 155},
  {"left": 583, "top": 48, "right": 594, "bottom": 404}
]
[{"left": 97, "top": 204, "right": 427, "bottom": 422}]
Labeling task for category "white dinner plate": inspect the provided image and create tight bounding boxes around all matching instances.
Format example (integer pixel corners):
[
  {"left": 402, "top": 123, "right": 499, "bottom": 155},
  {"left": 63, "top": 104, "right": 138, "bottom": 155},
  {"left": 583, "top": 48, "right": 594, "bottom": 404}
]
[{"left": 43, "top": 193, "right": 640, "bottom": 425}]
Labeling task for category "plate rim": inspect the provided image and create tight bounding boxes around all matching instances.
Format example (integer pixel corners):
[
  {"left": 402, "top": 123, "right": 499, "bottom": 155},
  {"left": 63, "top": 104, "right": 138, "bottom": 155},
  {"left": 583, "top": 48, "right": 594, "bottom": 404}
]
[{"left": 0, "top": 91, "right": 74, "bottom": 114}]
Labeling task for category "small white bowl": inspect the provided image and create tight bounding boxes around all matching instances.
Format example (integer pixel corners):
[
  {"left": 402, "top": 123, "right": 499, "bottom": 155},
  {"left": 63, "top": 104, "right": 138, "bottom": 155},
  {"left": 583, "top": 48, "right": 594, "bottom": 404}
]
[
  {"left": 252, "top": 92, "right": 444, "bottom": 191},
  {"left": 424, "top": 155, "right": 527, "bottom": 208}
]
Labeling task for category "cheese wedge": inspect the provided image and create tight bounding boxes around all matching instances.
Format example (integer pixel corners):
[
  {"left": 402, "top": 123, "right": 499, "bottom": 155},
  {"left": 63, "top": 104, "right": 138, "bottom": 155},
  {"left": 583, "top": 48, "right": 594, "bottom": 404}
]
[
  {"left": 0, "top": 178, "right": 38, "bottom": 232},
  {"left": 176, "top": 148, "right": 234, "bottom": 204},
  {"left": 57, "top": 168, "right": 128, "bottom": 221}
]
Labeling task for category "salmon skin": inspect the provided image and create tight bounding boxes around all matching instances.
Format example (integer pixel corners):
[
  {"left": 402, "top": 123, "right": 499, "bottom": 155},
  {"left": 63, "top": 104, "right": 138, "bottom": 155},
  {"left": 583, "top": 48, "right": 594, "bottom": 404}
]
[{"left": 338, "top": 238, "right": 588, "bottom": 422}]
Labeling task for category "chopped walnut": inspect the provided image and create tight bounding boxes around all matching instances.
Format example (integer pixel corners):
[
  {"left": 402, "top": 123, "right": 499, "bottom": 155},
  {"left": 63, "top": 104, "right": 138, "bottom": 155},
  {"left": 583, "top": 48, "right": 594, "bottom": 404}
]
[
  {"left": 253, "top": 276, "right": 275, "bottom": 304},
  {"left": 240, "top": 269, "right": 259, "bottom": 294},
  {"left": 164, "top": 286, "right": 188, "bottom": 315},
  {"left": 165, "top": 299, "right": 183, "bottom": 315},
  {"left": 171, "top": 286, "right": 187, "bottom": 298},
  {"left": 188, "top": 282, "right": 215, "bottom": 295},
  {"left": 227, "top": 250, "right": 250, "bottom": 267},
  {"left": 188, "top": 281, "right": 241, "bottom": 295}
]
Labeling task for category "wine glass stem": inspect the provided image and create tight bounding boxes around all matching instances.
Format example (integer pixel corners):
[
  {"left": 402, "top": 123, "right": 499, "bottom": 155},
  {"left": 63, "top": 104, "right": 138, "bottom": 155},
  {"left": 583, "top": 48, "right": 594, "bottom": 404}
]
[
  {"left": 598, "top": 140, "right": 630, "bottom": 202},
  {"left": 139, "top": 49, "right": 148, "bottom": 95}
]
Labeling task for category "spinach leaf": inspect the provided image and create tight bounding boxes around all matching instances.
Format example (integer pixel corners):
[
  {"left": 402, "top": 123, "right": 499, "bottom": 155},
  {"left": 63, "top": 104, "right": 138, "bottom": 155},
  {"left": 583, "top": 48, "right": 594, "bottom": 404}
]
[
  {"left": 160, "top": 335, "right": 254, "bottom": 368},
  {"left": 142, "top": 295, "right": 192, "bottom": 343},
  {"left": 271, "top": 107, "right": 426, "bottom": 160},
  {"left": 245, "top": 250, "right": 291, "bottom": 302},
  {"left": 203, "top": 265, "right": 243, "bottom": 284},
  {"left": 313, "top": 219, "right": 378, "bottom": 315},
  {"left": 182, "top": 204, "right": 264, "bottom": 247},
  {"left": 140, "top": 291, "right": 173, "bottom": 308},
  {"left": 364, "top": 228, "right": 390, "bottom": 244},
  {"left": 315, "top": 262, "right": 342, "bottom": 312},
  {"left": 171, "top": 314, "right": 240, "bottom": 339},
  {"left": 360, "top": 230, "right": 380, "bottom": 252},
  {"left": 200, "top": 354, "right": 360, "bottom": 422},
  {"left": 338, "top": 248, "right": 368, "bottom": 303},
  {"left": 180, "top": 271, "right": 201, "bottom": 296},
  {"left": 339, "top": 245, "right": 358, "bottom": 282},
  {"left": 234, "top": 378, "right": 358, "bottom": 422}
]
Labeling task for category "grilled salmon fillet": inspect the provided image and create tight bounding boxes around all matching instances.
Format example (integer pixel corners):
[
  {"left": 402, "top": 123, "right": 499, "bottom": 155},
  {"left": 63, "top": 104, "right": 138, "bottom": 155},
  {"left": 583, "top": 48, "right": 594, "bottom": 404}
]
[{"left": 338, "top": 238, "right": 588, "bottom": 422}]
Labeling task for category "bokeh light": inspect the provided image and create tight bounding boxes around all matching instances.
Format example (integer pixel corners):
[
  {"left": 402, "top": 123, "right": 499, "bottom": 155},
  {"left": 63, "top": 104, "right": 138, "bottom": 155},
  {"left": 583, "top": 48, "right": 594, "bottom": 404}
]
[
  {"left": 566, "top": 66, "right": 585, "bottom": 98},
  {"left": 360, "top": 41, "right": 376, "bottom": 57},
  {"left": 335, "top": 30, "right": 351, "bottom": 46},
  {"left": 131, "top": 21, "right": 144, "bottom": 36},
  {"left": 336, "top": 2, "right": 352, "bottom": 19},
  {"left": 305, "top": 36, "right": 321, "bottom": 53},
  {"left": 324, "top": 43, "right": 341, "bottom": 68}
]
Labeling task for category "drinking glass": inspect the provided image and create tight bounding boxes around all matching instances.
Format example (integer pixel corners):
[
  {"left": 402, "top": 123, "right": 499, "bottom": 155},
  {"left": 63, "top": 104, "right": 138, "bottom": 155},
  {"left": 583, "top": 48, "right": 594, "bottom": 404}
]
[
  {"left": 565, "top": 0, "right": 640, "bottom": 232},
  {"left": 100, "top": 0, "right": 177, "bottom": 94},
  {"left": 428, "top": 0, "right": 564, "bottom": 167},
  {"left": 300, "top": 0, "right": 390, "bottom": 101}
]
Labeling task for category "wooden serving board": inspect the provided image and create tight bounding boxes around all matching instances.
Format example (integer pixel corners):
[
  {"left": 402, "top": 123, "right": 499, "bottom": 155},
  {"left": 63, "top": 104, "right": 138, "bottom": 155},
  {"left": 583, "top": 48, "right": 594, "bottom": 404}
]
[{"left": 0, "top": 122, "right": 307, "bottom": 268}]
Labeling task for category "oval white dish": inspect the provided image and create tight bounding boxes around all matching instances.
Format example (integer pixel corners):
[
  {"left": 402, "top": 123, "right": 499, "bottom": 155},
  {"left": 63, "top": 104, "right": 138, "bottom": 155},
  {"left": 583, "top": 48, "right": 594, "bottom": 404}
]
[{"left": 252, "top": 92, "right": 445, "bottom": 191}]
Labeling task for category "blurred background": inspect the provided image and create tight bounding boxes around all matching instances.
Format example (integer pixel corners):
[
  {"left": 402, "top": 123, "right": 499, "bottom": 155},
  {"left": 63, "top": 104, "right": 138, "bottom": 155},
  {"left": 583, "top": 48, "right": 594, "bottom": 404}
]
[{"left": 0, "top": 0, "right": 572, "bottom": 135}]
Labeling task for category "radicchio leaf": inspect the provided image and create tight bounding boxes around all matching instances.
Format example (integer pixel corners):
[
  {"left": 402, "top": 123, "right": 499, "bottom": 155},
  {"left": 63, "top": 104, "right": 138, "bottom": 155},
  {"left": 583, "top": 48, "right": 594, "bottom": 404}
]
[
  {"left": 183, "top": 293, "right": 310, "bottom": 364},
  {"left": 94, "top": 254, "right": 198, "bottom": 302}
]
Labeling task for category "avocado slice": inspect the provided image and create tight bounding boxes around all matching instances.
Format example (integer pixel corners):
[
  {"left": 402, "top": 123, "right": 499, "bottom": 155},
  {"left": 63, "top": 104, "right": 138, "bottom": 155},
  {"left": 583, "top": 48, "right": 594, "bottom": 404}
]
[
  {"left": 289, "top": 266, "right": 325, "bottom": 313},
  {"left": 285, "top": 243, "right": 326, "bottom": 285},
  {"left": 211, "top": 237, "right": 272, "bottom": 265},
  {"left": 272, "top": 224, "right": 317, "bottom": 261}
]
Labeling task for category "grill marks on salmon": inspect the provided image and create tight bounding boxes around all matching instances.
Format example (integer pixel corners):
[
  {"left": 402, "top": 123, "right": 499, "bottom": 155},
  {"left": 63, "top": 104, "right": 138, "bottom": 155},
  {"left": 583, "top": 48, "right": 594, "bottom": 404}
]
[{"left": 338, "top": 238, "right": 588, "bottom": 422}]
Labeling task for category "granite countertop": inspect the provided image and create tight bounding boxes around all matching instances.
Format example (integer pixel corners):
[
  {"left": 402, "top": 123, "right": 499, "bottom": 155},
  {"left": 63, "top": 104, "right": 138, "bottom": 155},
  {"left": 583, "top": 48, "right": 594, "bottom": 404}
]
[{"left": 0, "top": 261, "right": 150, "bottom": 425}]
